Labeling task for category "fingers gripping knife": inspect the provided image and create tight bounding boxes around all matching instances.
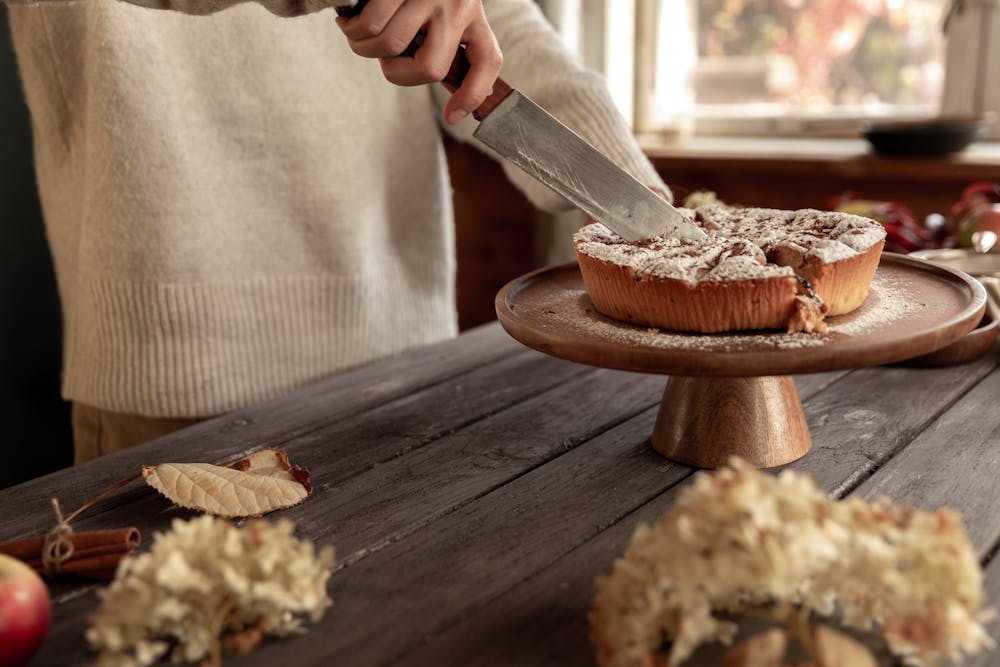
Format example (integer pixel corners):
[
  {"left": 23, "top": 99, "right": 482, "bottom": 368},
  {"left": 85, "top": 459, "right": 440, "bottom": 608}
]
[{"left": 335, "top": 1, "right": 707, "bottom": 242}]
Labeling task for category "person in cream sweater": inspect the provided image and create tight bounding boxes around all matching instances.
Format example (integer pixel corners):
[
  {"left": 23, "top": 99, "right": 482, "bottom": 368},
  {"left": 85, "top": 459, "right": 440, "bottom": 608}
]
[{"left": 5, "top": 0, "right": 670, "bottom": 461}]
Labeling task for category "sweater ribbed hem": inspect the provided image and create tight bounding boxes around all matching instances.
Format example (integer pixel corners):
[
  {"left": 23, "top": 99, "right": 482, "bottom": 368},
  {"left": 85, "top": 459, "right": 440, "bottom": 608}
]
[{"left": 64, "top": 267, "right": 457, "bottom": 417}]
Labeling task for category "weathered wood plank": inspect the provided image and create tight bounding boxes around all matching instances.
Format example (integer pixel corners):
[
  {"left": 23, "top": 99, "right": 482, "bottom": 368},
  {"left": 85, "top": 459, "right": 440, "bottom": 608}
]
[
  {"left": 840, "top": 364, "right": 1000, "bottom": 667},
  {"left": 243, "top": 408, "right": 692, "bottom": 667},
  {"left": 783, "top": 356, "right": 998, "bottom": 496},
  {"left": 394, "top": 360, "right": 1000, "bottom": 667},
  {"left": 0, "top": 337, "right": 564, "bottom": 542},
  {"left": 27, "top": 368, "right": 668, "bottom": 666},
  {"left": 794, "top": 369, "right": 852, "bottom": 400},
  {"left": 13, "top": 335, "right": 1000, "bottom": 667},
  {"left": 286, "top": 367, "right": 667, "bottom": 562},
  {"left": 850, "top": 366, "right": 1000, "bottom": 552},
  {"left": 391, "top": 482, "right": 680, "bottom": 667},
  {"left": 10, "top": 353, "right": 595, "bottom": 625},
  {"left": 257, "top": 362, "right": 998, "bottom": 666},
  {"left": 0, "top": 323, "right": 522, "bottom": 518},
  {"left": 275, "top": 352, "right": 589, "bottom": 489}
]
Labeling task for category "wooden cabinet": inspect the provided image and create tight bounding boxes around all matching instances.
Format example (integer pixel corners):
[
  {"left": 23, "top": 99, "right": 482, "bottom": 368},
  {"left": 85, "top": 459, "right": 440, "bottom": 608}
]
[
  {"left": 446, "top": 137, "right": 537, "bottom": 331},
  {"left": 643, "top": 137, "right": 1000, "bottom": 221}
]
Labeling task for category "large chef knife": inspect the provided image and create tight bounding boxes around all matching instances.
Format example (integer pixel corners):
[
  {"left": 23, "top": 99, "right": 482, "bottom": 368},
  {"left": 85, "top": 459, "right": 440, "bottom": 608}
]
[{"left": 335, "top": 1, "right": 706, "bottom": 242}]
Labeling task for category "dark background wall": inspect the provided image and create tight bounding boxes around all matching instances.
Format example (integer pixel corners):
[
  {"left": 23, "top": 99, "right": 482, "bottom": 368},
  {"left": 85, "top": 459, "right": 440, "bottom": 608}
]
[{"left": 0, "top": 5, "right": 73, "bottom": 489}]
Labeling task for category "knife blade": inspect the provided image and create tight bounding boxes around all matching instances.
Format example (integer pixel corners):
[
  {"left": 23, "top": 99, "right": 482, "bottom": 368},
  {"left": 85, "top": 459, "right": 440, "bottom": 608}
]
[
  {"left": 335, "top": 1, "right": 706, "bottom": 242},
  {"left": 472, "top": 91, "right": 706, "bottom": 241}
]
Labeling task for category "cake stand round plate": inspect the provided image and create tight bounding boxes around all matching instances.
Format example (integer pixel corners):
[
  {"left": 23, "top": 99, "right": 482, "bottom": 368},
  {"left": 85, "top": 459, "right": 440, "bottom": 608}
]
[{"left": 494, "top": 253, "right": 985, "bottom": 469}]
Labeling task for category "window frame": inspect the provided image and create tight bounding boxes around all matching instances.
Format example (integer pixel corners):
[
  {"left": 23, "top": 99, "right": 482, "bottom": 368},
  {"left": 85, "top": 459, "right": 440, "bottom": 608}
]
[{"left": 539, "top": 0, "right": 1000, "bottom": 141}]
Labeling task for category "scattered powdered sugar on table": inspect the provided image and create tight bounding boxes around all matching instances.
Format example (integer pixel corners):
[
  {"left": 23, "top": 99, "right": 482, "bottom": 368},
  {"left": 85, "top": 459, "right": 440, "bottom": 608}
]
[
  {"left": 825, "top": 270, "right": 916, "bottom": 335},
  {"left": 542, "top": 268, "right": 915, "bottom": 352}
]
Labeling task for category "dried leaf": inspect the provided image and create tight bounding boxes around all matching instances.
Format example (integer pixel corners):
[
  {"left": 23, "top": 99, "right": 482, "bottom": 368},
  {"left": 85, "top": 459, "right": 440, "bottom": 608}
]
[{"left": 142, "top": 448, "right": 311, "bottom": 518}]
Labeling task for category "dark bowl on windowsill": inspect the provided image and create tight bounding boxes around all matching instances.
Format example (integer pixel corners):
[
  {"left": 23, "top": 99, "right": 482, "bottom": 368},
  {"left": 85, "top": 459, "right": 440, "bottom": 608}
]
[{"left": 860, "top": 116, "right": 987, "bottom": 157}]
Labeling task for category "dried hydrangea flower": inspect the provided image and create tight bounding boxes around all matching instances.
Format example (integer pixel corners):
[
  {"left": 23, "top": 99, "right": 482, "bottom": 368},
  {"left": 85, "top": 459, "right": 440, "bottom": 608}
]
[
  {"left": 87, "top": 515, "right": 334, "bottom": 667},
  {"left": 589, "top": 459, "right": 994, "bottom": 667}
]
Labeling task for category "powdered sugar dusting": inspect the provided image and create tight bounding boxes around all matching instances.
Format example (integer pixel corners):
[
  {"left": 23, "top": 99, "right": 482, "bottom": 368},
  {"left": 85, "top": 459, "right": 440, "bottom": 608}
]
[
  {"left": 827, "top": 269, "right": 917, "bottom": 335},
  {"left": 573, "top": 206, "right": 885, "bottom": 285}
]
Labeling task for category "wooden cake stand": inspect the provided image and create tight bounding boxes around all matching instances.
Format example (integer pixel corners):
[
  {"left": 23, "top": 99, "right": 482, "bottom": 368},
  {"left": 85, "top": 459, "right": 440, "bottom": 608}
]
[{"left": 494, "top": 253, "right": 986, "bottom": 469}]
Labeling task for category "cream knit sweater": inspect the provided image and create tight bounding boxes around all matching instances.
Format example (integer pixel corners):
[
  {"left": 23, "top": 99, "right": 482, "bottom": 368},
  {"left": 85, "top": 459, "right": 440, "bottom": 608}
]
[{"left": 6, "top": 0, "right": 668, "bottom": 417}]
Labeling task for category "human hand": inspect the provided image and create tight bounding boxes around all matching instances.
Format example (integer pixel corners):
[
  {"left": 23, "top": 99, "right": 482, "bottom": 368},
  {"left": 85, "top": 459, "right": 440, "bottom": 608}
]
[{"left": 335, "top": 0, "right": 503, "bottom": 125}]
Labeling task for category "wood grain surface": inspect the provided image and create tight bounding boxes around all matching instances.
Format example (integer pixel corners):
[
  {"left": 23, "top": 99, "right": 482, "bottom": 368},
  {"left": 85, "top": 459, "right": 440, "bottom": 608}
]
[
  {"left": 1, "top": 321, "right": 998, "bottom": 667},
  {"left": 652, "top": 375, "right": 812, "bottom": 468}
]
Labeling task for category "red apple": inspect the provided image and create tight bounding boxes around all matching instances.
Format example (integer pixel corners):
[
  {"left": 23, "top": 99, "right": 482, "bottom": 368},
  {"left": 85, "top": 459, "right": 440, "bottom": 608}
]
[{"left": 0, "top": 554, "right": 51, "bottom": 667}]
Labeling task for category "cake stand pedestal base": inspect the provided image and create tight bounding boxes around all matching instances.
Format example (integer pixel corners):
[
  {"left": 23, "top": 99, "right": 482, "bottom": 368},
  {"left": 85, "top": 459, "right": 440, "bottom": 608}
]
[{"left": 651, "top": 376, "right": 811, "bottom": 469}]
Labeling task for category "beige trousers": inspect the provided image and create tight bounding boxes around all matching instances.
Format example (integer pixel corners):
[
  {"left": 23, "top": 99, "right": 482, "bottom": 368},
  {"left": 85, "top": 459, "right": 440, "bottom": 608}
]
[{"left": 71, "top": 403, "right": 203, "bottom": 464}]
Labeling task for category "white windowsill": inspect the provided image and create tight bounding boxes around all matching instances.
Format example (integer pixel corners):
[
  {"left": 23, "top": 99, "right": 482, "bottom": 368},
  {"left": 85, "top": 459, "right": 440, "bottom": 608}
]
[{"left": 639, "top": 135, "right": 1000, "bottom": 165}]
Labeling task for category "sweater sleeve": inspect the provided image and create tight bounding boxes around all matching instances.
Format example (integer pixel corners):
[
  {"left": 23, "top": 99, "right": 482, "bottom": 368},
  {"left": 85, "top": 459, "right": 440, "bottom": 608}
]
[
  {"left": 3, "top": 0, "right": 345, "bottom": 16},
  {"left": 435, "top": 0, "right": 671, "bottom": 212}
]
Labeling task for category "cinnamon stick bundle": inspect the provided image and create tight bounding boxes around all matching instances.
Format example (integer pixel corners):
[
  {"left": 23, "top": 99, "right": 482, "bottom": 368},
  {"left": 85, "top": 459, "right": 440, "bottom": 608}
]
[{"left": 0, "top": 527, "right": 141, "bottom": 580}]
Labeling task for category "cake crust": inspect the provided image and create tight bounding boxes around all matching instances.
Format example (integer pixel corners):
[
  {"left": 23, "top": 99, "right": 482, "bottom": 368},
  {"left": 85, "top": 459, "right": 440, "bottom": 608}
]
[{"left": 573, "top": 206, "right": 886, "bottom": 333}]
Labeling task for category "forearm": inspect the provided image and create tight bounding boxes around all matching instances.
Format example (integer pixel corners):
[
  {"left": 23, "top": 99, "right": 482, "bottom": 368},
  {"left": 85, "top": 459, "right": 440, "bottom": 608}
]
[
  {"left": 4, "top": 0, "right": 343, "bottom": 17},
  {"left": 439, "top": 0, "right": 669, "bottom": 212}
]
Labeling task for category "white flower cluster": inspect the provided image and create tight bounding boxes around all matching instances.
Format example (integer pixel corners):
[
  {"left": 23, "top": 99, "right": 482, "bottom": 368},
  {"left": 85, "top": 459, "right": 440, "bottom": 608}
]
[
  {"left": 590, "top": 459, "right": 994, "bottom": 667},
  {"left": 87, "top": 515, "right": 335, "bottom": 667}
]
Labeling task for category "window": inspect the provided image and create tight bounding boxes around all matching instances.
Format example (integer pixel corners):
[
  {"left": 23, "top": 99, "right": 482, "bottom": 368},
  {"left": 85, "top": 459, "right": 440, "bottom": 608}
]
[{"left": 540, "top": 0, "right": 999, "bottom": 139}]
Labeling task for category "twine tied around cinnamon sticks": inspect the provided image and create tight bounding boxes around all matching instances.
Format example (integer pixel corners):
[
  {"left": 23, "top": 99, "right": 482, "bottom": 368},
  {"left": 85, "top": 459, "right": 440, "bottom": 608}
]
[
  {"left": 42, "top": 498, "right": 75, "bottom": 575},
  {"left": 0, "top": 497, "right": 141, "bottom": 580}
]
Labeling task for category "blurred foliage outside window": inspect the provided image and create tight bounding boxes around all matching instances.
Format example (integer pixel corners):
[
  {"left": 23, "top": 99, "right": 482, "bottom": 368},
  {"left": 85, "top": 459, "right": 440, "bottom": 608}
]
[
  {"left": 648, "top": 0, "right": 947, "bottom": 134},
  {"left": 695, "top": 0, "right": 943, "bottom": 109}
]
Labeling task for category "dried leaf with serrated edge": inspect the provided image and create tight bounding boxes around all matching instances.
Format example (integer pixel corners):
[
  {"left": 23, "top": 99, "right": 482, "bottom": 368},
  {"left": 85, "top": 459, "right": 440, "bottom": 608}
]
[{"left": 142, "top": 448, "right": 312, "bottom": 518}]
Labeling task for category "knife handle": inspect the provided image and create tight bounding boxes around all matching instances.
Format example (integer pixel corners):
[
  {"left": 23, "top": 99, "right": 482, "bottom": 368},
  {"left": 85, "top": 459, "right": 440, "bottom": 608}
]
[{"left": 335, "top": 0, "right": 513, "bottom": 120}]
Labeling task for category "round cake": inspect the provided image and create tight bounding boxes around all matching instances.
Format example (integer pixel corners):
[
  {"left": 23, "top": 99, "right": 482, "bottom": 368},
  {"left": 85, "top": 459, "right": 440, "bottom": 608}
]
[{"left": 573, "top": 206, "right": 886, "bottom": 334}]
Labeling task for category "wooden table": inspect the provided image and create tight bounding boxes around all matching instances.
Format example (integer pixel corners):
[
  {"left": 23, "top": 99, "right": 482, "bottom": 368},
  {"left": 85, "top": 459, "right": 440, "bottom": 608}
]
[{"left": 4, "top": 322, "right": 1000, "bottom": 666}]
